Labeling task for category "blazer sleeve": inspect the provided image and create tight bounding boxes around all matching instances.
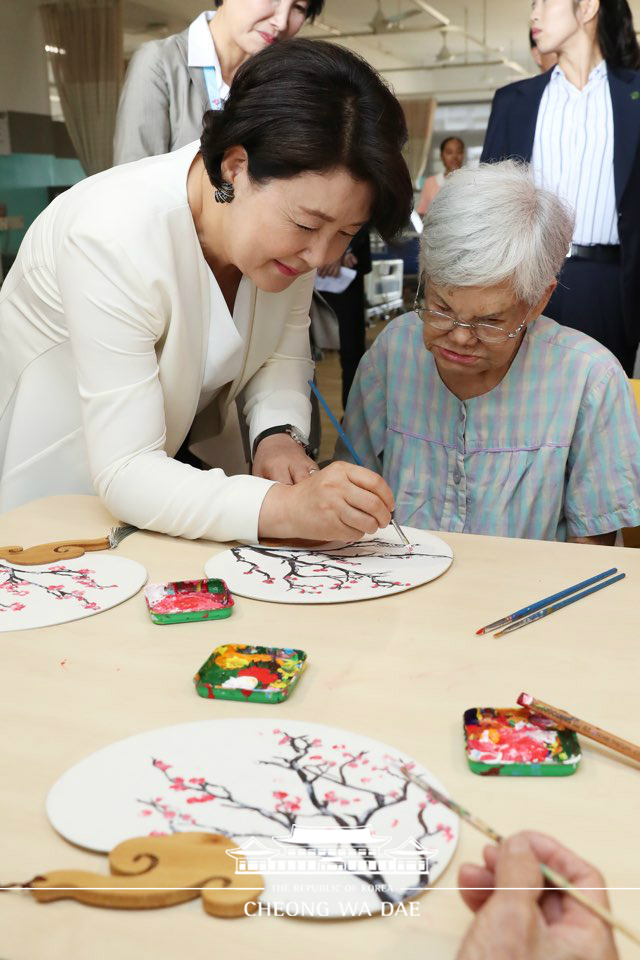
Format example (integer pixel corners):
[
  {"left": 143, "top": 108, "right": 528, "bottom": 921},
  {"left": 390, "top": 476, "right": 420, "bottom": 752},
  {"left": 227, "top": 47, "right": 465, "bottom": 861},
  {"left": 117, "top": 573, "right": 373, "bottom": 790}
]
[
  {"left": 56, "top": 229, "right": 275, "bottom": 543},
  {"left": 113, "top": 42, "right": 172, "bottom": 165},
  {"left": 480, "top": 87, "right": 511, "bottom": 163},
  {"left": 242, "top": 271, "right": 315, "bottom": 447}
]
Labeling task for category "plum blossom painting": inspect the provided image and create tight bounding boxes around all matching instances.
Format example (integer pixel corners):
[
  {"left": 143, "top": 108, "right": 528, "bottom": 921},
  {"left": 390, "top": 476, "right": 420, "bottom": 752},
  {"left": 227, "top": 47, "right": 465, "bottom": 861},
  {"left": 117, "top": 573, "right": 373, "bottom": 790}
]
[
  {"left": 46, "top": 719, "right": 459, "bottom": 917},
  {"left": 204, "top": 526, "right": 453, "bottom": 604},
  {"left": 0, "top": 556, "right": 147, "bottom": 631}
]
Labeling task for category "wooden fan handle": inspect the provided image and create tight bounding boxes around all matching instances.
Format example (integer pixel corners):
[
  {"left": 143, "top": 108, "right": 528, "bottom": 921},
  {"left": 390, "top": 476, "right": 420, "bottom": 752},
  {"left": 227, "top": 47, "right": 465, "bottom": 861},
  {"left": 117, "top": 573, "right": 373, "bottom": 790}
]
[{"left": 0, "top": 538, "right": 111, "bottom": 566}]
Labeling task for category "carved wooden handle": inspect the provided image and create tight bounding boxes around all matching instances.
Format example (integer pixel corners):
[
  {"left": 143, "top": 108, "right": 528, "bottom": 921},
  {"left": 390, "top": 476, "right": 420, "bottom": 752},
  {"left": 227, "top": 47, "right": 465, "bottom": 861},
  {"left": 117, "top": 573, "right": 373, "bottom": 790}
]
[
  {"left": 0, "top": 538, "right": 111, "bottom": 566},
  {"left": 30, "top": 832, "right": 263, "bottom": 918}
]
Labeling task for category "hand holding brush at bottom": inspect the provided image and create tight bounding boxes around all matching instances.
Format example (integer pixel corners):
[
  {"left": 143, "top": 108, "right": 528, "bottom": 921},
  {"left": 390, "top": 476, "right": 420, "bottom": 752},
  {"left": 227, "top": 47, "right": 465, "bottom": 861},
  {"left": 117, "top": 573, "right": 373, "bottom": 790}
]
[{"left": 457, "top": 832, "right": 618, "bottom": 960}]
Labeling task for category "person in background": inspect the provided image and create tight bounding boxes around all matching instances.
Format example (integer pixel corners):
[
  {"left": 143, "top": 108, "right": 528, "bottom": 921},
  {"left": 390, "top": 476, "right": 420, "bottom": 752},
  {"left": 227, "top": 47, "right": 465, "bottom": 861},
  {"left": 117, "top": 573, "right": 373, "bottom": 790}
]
[
  {"left": 317, "top": 225, "right": 372, "bottom": 411},
  {"left": 337, "top": 161, "right": 640, "bottom": 543},
  {"left": 415, "top": 136, "right": 465, "bottom": 217},
  {"left": 114, "top": 0, "right": 324, "bottom": 165},
  {"left": 482, "top": 0, "right": 640, "bottom": 375},
  {"left": 456, "top": 832, "right": 618, "bottom": 960},
  {"left": 529, "top": 28, "right": 559, "bottom": 72}
]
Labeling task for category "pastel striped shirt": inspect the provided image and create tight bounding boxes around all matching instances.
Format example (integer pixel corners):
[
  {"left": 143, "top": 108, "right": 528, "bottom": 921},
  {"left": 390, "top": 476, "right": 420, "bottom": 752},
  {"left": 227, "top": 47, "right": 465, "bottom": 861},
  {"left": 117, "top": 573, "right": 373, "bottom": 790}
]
[
  {"left": 337, "top": 314, "right": 640, "bottom": 541},
  {"left": 531, "top": 60, "right": 618, "bottom": 245}
]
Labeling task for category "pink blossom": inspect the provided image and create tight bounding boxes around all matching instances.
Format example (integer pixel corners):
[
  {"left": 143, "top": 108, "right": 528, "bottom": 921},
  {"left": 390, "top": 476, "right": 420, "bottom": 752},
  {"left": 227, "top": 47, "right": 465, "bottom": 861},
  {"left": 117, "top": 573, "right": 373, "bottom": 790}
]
[
  {"left": 273, "top": 791, "right": 289, "bottom": 799},
  {"left": 391, "top": 819, "right": 399, "bottom": 828},
  {"left": 139, "top": 810, "right": 152, "bottom": 817},
  {"left": 149, "top": 831, "right": 168, "bottom": 837},
  {"left": 189, "top": 777, "right": 206, "bottom": 784},
  {"left": 11, "top": 603, "right": 25, "bottom": 611},
  {"left": 186, "top": 794, "right": 215, "bottom": 804},
  {"left": 169, "top": 783, "right": 187, "bottom": 791},
  {"left": 437, "top": 823, "right": 454, "bottom": 843},
  {"left": 153, "top": 760, "right": 171, "bottom": 771}
]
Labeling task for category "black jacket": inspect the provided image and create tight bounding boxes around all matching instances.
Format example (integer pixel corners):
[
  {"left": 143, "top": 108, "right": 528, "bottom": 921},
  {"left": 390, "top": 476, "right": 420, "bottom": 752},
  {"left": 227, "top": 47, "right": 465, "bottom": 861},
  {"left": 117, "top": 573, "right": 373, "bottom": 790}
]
[{"left": 481, "top": 65, "right": 640, "bottom": 340}]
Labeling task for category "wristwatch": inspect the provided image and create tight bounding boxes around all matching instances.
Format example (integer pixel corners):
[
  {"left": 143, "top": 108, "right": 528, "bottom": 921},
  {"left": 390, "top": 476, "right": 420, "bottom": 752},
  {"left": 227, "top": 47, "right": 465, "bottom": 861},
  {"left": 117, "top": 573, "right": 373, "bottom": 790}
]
[{"left": 252, "top": 424, "right": 310, "bottom": 460}]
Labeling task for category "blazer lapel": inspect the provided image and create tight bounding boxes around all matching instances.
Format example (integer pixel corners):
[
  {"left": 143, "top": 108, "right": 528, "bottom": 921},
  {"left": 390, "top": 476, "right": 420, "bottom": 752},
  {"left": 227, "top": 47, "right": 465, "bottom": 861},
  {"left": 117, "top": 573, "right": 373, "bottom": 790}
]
[
  {"left": 175, "top": 28, "right": 210, "bottom": 115},
  {"left": 514, "top": 70, "right": 553, "bottom": 161},
  {"left": 608, "top": 66, "right": 640, "bottom": 206}
]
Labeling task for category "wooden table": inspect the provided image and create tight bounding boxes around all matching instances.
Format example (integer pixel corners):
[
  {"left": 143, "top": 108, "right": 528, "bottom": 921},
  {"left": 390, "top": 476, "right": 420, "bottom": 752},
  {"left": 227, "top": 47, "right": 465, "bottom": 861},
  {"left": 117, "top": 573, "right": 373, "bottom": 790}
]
[{"left": 2, "top": 495, "right": 639, "bottom": 959}]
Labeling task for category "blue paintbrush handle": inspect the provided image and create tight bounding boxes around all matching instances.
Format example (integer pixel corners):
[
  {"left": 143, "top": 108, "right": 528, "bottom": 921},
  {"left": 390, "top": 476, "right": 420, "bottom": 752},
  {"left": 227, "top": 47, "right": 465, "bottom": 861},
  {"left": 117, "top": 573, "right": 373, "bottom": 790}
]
[
  {"left": 509, "top": 568, "right": 618, "bottom": 620},
  {"left": 497, "top": 573, "right": 625, "bottom": 636},
  {"left": 479, "top": 567, "right": 618, "bottom": 633},
  {"left": 307, "top": 379, "right": 409, "bottom": 547},
  {"left": 308, "top": 379, "right": 363, "bottom": 466}
]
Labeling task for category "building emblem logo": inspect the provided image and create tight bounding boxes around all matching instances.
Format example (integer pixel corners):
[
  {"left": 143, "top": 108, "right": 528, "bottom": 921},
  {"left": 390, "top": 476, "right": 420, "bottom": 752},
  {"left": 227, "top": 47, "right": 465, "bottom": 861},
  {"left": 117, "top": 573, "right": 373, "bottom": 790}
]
[{"left": 227, "top": 824, "right": 437, "bottom": 876}]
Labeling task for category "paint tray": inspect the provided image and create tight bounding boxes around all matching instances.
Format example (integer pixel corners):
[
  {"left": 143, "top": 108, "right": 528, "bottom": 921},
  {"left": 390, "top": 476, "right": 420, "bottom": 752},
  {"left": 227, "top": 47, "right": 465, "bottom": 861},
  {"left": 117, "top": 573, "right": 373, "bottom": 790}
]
[
  {"left": 464, "top": 707, "right": 581, "bottom": 777},
  {"left": 194, "top": 644, "right": 307, "bottom": 703},
  {"left": 144, "top": 578, "right": 234, "bottom": 624}
]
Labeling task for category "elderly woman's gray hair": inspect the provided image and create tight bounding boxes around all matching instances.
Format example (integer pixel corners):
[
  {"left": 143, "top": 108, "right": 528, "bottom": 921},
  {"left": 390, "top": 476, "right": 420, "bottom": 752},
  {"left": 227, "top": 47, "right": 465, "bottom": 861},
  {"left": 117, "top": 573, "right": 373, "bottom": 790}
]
[{"left": 421, "top": 160, "right": 574, "bottom": 305}]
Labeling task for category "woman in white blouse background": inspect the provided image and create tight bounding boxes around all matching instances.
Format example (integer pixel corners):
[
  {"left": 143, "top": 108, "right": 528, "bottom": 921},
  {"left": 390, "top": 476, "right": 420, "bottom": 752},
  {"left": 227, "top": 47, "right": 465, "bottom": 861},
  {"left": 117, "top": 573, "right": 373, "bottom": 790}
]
[
  {"left": 0, "top": 40, "right": 413, "bottom": 544},
  {"left": 482, "top": 0, "right": 640, "bottom": 375},
  {"left": 114, "top": 0, "right": 324, "bottom": 165}
]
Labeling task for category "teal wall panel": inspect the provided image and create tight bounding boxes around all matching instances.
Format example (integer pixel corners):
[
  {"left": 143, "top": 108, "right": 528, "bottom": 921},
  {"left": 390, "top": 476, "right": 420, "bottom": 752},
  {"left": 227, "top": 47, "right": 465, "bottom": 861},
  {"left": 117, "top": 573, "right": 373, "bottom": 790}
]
[{"left": 0, "top": 152, "right": 85, "bottom": 254}]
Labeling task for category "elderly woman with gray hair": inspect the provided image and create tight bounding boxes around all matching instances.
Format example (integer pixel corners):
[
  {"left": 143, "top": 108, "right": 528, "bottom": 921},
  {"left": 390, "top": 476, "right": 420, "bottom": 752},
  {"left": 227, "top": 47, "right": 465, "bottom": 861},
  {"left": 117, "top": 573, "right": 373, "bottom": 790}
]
[{"left": 338, "top": 161, "right": 640, "bottom": 543}]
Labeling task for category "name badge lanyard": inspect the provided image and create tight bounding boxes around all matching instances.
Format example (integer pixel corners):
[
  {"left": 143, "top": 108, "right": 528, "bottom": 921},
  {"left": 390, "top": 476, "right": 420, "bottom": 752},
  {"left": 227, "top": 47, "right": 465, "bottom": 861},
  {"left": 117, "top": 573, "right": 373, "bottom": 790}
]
[{"left": 203, "top": 66, "right": 222, "bottom": 110}]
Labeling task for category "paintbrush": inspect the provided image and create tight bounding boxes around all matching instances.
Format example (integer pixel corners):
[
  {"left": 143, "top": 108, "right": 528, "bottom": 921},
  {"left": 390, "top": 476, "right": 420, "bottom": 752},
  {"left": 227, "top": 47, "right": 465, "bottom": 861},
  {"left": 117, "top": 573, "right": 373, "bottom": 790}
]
[
  {"left": 0, "top": 525, "right": 137, "bottom": 566},
  {"left": 398, "top": 765, "right": 640, "bottom": 946},
  {"left": 307, "top": 379, "right": 410, "bottom": 548},
  {"left": 493, "top": 573, "right": 625, "bottom": 637},
  {"left": 476, "top": 568, "right": 618, "bottom": 635},
  {"left": 518, "top": 693, "right": 640, "bottom": 765}
]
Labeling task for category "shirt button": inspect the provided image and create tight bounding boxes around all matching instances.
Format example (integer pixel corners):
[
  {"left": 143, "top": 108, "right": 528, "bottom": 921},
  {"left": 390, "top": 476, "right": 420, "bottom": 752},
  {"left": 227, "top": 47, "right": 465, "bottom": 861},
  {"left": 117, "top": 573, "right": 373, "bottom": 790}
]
[{"left": 453, "top": 471, "right": 461, "bottom": 484}]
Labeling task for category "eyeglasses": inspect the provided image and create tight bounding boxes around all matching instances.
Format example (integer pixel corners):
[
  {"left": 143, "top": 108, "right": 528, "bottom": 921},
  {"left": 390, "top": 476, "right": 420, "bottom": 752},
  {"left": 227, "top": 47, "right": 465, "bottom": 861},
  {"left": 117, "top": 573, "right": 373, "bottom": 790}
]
[{"left": 413, "top": 281, "right": 531, "bottom": 345}]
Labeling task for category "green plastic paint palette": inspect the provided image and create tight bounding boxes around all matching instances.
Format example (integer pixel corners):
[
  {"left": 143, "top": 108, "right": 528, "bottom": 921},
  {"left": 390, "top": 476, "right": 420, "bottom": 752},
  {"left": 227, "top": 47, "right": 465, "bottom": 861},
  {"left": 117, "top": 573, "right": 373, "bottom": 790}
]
[
  {"left": 464, "top": 707, "right": 581, "bottom": 777},
  {"left": 144, "top": 578, "right": 234, "bottom": 625},
  {"left": 194, "top": 644, "right": 307, "bottom": 703}
]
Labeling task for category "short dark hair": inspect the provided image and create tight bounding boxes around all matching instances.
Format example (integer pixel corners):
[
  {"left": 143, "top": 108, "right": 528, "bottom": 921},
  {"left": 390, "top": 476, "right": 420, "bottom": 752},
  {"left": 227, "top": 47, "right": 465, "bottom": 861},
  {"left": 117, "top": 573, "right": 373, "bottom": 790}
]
[
  {"left": 440, "top": 136, "right": 464, "bottom": 153},
  {"left": 213, "top": 0, "right": 325, "bottom": 22},
  {"left": 200, "top": 39, "right": 413, "bottom": 242}
]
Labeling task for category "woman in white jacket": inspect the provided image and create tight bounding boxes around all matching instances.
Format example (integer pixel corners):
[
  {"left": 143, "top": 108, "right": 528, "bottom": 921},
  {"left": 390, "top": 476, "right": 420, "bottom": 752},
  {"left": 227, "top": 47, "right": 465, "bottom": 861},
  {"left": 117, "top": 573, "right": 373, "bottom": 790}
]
[{"left": 0, "top": 40, "right": 413, "bottom": 544}]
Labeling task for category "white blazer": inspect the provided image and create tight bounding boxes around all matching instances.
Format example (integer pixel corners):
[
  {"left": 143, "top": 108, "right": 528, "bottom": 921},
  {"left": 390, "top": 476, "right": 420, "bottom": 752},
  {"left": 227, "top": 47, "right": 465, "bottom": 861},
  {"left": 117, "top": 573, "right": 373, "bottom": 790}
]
[{"left": 0, "top": 143, "right": 314, "bottom": 542}]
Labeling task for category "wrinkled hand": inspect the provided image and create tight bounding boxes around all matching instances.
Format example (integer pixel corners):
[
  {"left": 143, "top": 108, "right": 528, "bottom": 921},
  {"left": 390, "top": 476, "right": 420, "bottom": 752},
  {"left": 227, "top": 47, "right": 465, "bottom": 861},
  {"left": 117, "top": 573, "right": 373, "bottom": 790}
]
[
  {"left": 257, "top": 460, "right": 394, "bottom": 542},
  {"left": 456, "top": 832, "right": 618, "bottom": 960},
  {"left": 252, "top": 433, "right": 316, "bottom": 485},
  {"left": 317, "top": 256, "right": 342, "bottom": 278}
]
